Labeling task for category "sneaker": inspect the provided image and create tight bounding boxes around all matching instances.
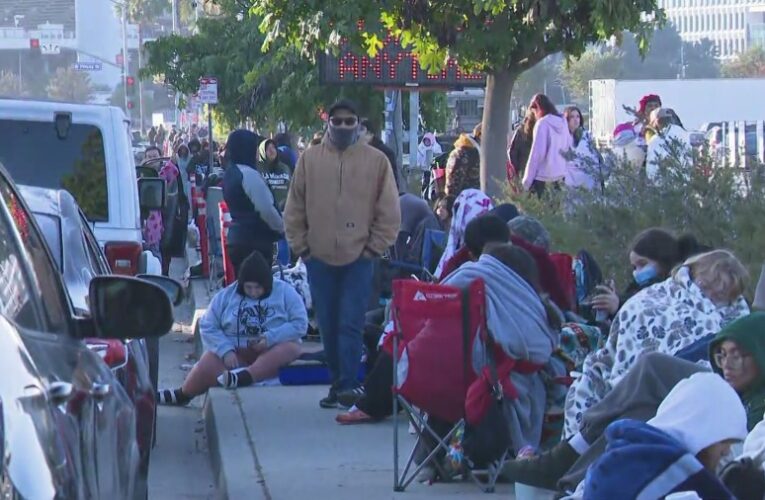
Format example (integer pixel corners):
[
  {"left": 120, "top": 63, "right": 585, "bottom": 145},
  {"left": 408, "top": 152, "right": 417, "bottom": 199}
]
[
  {"left": 337, "top": 386, "right": 366, "bottom": 408},
  {"left": 319, "top": 387, "right": 338, "bottom": 409},
  {"left": 335, "top": 408, "right": 374, "bottom": 425},
  {"left": 499, "top": 441, "right": 578, "bottom": 489},
  {"left": 156, "top": 388, "right": 192, "bottom": 406}
]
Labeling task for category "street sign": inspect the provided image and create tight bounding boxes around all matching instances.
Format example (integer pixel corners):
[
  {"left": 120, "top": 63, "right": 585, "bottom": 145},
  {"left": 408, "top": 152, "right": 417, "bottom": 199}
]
[
  {"left": 73, "top": 62, "right": 103, "bottom": 71},
  {"left": 41, "top": 43, "right": 60, "bottom": 55},
  {"left": 320, "top": 33, "right": 485, "bottom": 88},
  {"left": 198, "top": 77, "right": 218, "bottom": 105}
]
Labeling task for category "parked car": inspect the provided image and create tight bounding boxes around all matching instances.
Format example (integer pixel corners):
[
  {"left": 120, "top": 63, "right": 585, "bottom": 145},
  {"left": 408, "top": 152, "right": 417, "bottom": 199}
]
[
  {"left": 18, "top": 185, "right": 183, "bottom": 498},
  {"left": 0, "top": 99, "right": 159, "bottom": 277},
  {"left": 0, "top": 165, "right": 176, "bottom": 498}
]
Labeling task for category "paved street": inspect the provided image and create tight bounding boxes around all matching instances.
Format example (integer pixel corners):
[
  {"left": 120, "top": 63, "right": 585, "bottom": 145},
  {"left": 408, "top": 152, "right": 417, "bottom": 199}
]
[{"left": 148, "top": 261, "right": 215, "bottom": 499}]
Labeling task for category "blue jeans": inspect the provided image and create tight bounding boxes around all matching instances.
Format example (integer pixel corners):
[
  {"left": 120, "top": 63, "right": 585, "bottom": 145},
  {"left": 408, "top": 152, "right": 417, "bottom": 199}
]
[{"left": 306, "top": 257, "right": 375, "bottom": 392}]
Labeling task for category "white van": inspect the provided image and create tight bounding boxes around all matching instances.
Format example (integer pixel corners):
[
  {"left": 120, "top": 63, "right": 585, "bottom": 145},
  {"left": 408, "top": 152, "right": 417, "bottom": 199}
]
[{"left": 0, "top": 99, "right": 159, "bottom": 275}]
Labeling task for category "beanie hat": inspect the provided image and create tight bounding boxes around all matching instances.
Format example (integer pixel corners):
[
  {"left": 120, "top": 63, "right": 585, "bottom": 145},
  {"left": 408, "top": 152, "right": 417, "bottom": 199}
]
[
  {"left": 507, "top": 216, "right": 551, "bottom": 252},
  {"left": 236, "top": 251, "right": 273, "bottom": 297}
]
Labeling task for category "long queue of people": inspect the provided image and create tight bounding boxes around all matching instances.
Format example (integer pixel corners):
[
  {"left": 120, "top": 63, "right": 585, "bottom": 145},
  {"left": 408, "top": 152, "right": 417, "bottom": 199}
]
[{"left": 152, "top": 96, "right": 762, "bottom": 498}]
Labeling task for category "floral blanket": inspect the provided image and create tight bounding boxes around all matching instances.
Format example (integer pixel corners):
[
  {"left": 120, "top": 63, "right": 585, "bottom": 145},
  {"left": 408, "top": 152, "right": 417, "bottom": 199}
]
[{"left": 563, "top": 266, "right": 749, "bottom": 437}]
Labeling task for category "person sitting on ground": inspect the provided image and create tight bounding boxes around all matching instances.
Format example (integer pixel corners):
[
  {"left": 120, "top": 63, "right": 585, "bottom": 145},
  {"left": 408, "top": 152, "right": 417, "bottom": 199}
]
[
  {"left": 434, "top": 188, "right": 493, "bottom": 279},
  {"left": 337, "top": 214, "right": 512, "bottom": 421},
  {"left": 156, "top": 252, "right": 307, "bottom": 405},
  {"left": 589, "top": 228, "right": 707, "bottom": 320},
  {"left": 503, "top": 312, "right": 765, "bottom": 493},
  {"left": 564, "top": 249, "right": 750, "bottom": 439},
  {"left": 581, "top": 372, "right": 747, "bottom": 499}
]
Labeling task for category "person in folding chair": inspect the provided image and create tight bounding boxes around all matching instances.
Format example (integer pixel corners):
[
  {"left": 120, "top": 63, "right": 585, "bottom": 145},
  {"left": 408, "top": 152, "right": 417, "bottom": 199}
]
[
  {"left": 411, "top": 243, "right": 561, "bottom": 482},
  {"left": 156, "top": 251, "right": 307, "bottom": 405},
  {"left": 338, "top": 214, "right": 513, "bottom": 417}
]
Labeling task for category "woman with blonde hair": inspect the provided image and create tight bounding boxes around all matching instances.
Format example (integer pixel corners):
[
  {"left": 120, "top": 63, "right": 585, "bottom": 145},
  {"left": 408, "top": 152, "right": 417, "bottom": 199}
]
[{"left": 563, "top": 249, "right": 750, "bottom": 438}]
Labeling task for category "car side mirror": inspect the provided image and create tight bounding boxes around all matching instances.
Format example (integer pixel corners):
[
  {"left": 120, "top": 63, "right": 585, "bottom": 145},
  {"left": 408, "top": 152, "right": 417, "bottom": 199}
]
[
  {"left": 88, "top": 276, "right": 173, "bottom": 340},
  {"left": 136, "top": 274, "right": 184, "bottom": 306},
  {"left": 138, "top": 177, "right": 165, "bottom": 211}
]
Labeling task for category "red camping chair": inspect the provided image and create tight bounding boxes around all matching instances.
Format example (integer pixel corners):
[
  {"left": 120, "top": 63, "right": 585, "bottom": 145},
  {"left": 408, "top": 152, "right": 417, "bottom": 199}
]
[
  {"left": 391, "top": 278, "right": 505, "bottom": 493},
  {"left": 549, "top": 253, "right": 576, "bottom": 311}
]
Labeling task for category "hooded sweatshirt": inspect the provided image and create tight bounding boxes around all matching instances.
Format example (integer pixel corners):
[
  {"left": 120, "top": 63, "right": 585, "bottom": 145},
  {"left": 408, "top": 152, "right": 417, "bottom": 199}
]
[
  {"left": 709, "top": 312, "right": 765, "bottom": 431},
  {"left": 223, "top": 130, "right": 284, "bottom": 247},
  {"left": 200, "top": 251, "right": 308, "bottom": 358},
  {"left": 583, "top": 372, "right": 747, "bottom": 500},
  {"left": 257, "top": 139, "right": 293, "bottom": 211},
  {"left": 417, "top": 132, "right": 443, "bottom": 169},
  {"left": 522, "top": 114, "right": 573, "bottom": 190}
]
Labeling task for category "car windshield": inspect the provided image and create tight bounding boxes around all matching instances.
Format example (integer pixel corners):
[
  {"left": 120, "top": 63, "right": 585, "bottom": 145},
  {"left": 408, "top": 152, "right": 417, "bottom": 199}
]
[{"left": 0, "top": 119, "right": 109, "bottom": 222}]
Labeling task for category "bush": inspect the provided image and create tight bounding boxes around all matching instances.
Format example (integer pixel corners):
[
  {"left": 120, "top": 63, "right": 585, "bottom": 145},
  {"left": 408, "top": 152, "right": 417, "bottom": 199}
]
[{"left": 505, "top": 142, "right": 765, "bottom": 298}]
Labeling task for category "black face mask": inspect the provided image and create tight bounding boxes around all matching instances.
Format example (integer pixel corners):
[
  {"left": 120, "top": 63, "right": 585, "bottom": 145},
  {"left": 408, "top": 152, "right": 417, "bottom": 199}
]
[{"left": 328, "top": 125, "right": 359, "bottom": 150}]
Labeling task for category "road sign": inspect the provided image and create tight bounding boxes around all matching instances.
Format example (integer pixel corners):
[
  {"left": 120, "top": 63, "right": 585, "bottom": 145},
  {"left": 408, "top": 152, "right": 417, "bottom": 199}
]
[
  {"left": 320, "top": 32, "right": 485, "bottom": 88},
  {"left": 198, "top": 77, "right": 218, "bottom": 105},
  {"left": 41, "top": 43, "right": 60, "bottom": 55},
  {"left": 73, "top": 62, "right": 103, "bottom": 71}
]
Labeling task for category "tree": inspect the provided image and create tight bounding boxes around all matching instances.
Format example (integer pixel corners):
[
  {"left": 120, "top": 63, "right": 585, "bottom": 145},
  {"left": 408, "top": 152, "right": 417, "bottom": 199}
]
[
  {"left": 722, "top": 46, "right": 765, "bottom": 78},
  {"left": 142, "top": 0, "right": 444, "bottom": 133},
  {"left": 253, "top": 0, "right": 664, "bottom": 197},
  {"left": 46, "top": 68, "right": 93, "bottom": 103},
  {"left": 559, "top": 48, "right": 623, "bottom": 104}
]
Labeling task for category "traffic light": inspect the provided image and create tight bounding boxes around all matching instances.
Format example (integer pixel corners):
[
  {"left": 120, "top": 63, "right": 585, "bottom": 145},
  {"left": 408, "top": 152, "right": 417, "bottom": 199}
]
[
  {"left": 125, "top": 76, "right": 136, "bottom": 113},
  {"left": 29, "top": 38, "right": 40, "bottom": 60}
]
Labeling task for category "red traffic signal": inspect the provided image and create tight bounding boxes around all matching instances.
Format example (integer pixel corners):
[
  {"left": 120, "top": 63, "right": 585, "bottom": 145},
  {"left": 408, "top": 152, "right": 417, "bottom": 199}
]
[
  {"left": 29, "top": 38, "right": 40, "bottom": 49},
  {"left": 126, "top": 76, "right": 135, "bottom": 86},
  {"left": 127, "top": 101, "right": 135, "bottom": 110}
]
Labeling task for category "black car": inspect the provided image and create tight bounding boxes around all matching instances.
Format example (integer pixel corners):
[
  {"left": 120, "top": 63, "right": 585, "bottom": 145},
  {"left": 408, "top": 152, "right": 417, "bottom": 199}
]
[
  {"left": 19, "top": 185, "right": 183, "bottom": 498},
  {"left": 0, "top": 167, "right": 174, "bottom": 498}
]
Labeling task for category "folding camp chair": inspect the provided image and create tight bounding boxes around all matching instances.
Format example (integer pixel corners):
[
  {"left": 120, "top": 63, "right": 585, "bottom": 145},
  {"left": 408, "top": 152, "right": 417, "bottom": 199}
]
[
  {"left": 420, "top": 228, "right": 446, "bottom": 275},
  {"left": 391, "top": 278, "right": 505, "bottom": 493}
]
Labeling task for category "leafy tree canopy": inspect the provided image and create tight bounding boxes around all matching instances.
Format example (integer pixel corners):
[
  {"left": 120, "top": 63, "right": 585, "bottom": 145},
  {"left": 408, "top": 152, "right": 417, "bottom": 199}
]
[
  {"left": 722, "top": 45, "right": 765, "bottom": 78},
  {"left": 253, "top": 0, "right": 665, "bottom": 195}
]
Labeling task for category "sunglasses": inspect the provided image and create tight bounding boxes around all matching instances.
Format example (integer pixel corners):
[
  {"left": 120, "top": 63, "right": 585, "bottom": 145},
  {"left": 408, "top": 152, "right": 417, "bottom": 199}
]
[{"left": 329, "top": 116, "right": 358, "bottom": 127}]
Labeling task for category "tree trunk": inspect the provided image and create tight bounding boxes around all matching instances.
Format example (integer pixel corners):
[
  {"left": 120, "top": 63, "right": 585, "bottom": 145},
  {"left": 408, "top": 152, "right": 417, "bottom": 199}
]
[{"left": 481, "top": 69, "right": 518, "bottom": 199}]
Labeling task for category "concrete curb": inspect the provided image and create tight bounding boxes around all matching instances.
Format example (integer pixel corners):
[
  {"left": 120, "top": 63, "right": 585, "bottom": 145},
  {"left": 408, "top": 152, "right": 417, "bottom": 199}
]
[
  {"left": 185, "top": 244, "right": 268, "bottom": 499},
  {"left": 204, "top": 390, "right": 268, "bottom": 500}
]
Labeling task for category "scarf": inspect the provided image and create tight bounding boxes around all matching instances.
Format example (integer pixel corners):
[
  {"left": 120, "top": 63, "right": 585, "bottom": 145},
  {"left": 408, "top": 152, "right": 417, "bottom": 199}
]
[{"left": 434, "top": 189, "right": 493, "bottom": 278}]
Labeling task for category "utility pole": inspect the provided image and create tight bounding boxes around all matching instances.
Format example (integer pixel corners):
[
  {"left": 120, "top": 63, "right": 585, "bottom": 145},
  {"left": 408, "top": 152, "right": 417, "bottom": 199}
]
[
  {"left": 121, "top": 5, "right": 129, "bottom": 112},
  {"left": 138, "top": 26, "right": 144, "bottom": 130}
]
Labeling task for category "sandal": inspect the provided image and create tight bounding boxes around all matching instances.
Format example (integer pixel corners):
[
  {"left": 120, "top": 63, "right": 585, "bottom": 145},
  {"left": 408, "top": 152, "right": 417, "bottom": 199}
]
[{"left": 335, "top": 408, "right": 375, "bottom": 425}]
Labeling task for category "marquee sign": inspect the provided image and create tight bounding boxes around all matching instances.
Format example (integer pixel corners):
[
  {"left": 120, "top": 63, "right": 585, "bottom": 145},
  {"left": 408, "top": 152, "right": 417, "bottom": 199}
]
[{"left": 319, "top": 33, "right": 485, "bottom": 88}]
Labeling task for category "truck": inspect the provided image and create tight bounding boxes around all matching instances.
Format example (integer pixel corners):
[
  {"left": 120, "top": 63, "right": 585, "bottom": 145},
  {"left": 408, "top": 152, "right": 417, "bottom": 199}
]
[{"left": 588, "top": 78, "right": 765, "bottom": 144}]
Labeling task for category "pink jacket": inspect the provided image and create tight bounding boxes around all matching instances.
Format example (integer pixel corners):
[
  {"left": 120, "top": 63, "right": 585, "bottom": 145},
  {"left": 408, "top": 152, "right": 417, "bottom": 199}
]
[{"left": 522, "top": 114, "right": 573, "bottom": 190}]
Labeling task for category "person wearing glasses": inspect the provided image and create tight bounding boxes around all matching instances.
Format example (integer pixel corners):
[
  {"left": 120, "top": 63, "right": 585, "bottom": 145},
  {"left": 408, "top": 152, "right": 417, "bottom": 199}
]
[
  {"left": 284, "top": 100, "right": 401, "bottom": 410},
  {"left": 502, "top": 312, "right": 765, "bottom": 495}
]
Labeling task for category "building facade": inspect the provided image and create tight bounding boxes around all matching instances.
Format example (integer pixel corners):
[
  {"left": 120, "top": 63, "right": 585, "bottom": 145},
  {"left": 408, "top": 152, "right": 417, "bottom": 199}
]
[{"left": 660, "top": 0, "right": 765, "bottom": 59}]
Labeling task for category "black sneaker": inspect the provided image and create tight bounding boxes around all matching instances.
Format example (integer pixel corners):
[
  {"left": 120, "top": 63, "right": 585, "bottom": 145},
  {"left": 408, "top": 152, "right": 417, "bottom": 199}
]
[
  {"left": 319, "top": 387, "right": 338, "bottom": 409},
  {"left": 499, "top": 440, "right": 579, "bottom": 489},
  {"left": 337, "top": 386, "right": 366, "bottom": 409}
]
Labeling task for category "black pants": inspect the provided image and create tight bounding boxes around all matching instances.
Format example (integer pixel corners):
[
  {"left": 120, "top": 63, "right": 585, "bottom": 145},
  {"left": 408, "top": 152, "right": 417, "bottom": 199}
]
[
  {"left": 227, "top": 242, "right": 274, "bottom": 278},
  {"left": 357, "top": 351, "right": 395, "bottom": 419}
]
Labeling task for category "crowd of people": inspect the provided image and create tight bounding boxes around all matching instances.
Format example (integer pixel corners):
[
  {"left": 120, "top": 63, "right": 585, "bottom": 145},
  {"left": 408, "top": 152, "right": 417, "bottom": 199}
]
[{"left": 147, "top": 92, "right": 765, "bottom": 498}]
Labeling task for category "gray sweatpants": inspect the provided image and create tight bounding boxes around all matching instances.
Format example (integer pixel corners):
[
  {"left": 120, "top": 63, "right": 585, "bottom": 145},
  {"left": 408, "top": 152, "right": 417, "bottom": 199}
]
[{"left": 558, "top": 352, "right": 706, "bottom": 492}]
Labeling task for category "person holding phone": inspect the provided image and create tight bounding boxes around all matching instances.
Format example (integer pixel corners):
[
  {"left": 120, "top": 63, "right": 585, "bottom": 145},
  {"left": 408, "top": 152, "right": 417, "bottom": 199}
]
[{"left": 591, "top": 228, "right": 707, "bottom": 319}]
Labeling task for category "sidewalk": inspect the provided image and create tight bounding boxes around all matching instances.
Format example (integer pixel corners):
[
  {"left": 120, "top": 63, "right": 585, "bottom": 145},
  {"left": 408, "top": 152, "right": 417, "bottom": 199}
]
[{"left": 185, "top": 246, "right": 515, "bottom": 499}]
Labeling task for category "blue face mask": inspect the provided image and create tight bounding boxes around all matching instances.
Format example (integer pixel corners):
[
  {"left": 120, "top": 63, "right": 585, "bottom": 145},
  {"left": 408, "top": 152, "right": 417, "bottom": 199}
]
[{"left": 633, "top": 265, "right": 658, "bottom": 286}]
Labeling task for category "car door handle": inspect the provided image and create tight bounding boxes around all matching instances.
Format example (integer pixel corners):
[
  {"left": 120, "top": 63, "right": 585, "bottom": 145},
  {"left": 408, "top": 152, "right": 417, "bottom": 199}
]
[
  {"left": 48, "top": 381, "right": 74, "bottom": 404},
  {"left": 90, "top": 383, "right": 111, "bottom": 400}
]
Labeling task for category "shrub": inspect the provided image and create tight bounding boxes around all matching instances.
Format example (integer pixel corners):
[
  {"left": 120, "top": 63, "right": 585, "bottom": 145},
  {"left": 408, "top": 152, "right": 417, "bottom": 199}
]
[{"left": 505, "top": 142, "right": 765, "bottom": 298}]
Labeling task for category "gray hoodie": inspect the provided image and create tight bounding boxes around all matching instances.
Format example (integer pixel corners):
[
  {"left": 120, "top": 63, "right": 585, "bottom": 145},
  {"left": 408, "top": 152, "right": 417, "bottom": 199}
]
[{"left": 200, "top": 279, "right": 307, "bottom": 357}]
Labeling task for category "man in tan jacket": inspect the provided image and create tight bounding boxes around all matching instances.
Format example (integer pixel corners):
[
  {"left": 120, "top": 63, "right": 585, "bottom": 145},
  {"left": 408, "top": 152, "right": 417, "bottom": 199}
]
[{"left": 284, "top": 100, "right": 401, "bottom": 408}]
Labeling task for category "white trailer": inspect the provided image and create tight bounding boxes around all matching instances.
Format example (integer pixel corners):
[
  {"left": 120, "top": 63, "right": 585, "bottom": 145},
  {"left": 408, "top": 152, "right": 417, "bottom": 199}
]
[{"left": 589, "top": 78, "right": 765, "bottom": 144}]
